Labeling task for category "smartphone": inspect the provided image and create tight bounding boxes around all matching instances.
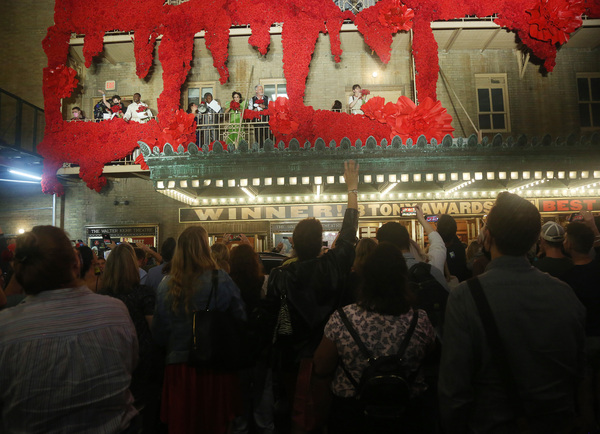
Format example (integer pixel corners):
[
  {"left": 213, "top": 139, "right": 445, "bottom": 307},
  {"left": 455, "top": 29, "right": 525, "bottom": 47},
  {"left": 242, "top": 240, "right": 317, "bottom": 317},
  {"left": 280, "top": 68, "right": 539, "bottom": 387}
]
[
  {"left": 322, "top": 241, "right": 328, "bottom": 247},
  {"left": 400, "top": 207, "right": 417, "bottom": 217},
  {"left": 426, "top": 215, "right": 439, "bottom": 222},
  {"left": 568, "top": 212, "right": 584, "bottom": 222},
  {"left": 102, "top": 233, "right": 112, "bottom": 244}
]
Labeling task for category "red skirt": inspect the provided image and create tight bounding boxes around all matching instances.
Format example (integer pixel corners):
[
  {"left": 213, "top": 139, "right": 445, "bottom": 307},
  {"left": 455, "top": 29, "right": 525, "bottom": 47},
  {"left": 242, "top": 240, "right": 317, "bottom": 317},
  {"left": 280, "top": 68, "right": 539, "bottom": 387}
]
[{"left": 161, "top": 363, "right": 241, "bottom": 434}]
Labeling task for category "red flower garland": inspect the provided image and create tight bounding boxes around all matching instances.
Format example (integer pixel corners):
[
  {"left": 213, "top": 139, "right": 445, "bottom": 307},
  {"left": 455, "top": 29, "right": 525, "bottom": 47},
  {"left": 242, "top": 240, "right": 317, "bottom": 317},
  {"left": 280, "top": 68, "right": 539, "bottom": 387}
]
[
  {"left": 43, "top": 65, "right": 78, "bottom": 99},
  {"left": 39, "top": 0, "right": 584, "bottom": 194},
  {"left": 378, "top": 0, "right": 414, "bottom": 32},
  {"left": 527, "top": 0, "right": 584, "bottom": 45},
  {"left": 269, "top": 97, "right": 300, "bottom": 136},
  {"left": 362, "top": 96, "right": 454, "bottom": 143}
]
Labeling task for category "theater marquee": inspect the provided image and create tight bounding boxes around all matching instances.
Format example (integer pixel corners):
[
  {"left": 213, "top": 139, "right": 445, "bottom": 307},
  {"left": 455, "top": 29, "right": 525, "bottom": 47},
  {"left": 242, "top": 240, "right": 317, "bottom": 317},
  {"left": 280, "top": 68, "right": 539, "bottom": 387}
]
[
  {"left": 179, "top": 197, "right": 600, "bottom": 223},
  {"left": 179, "top": 200, "right": 499, "bottom": 223}
]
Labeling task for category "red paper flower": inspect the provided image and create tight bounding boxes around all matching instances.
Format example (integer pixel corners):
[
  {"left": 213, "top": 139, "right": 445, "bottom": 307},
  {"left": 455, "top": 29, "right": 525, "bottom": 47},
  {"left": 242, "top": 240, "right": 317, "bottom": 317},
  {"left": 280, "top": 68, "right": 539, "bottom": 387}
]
[
  {"left": 154, "top": 109, "right": 197, "bottom": 148},
  {"left": 136, "top": 105, "right": 149, "bottom": 113},
  {"left": 363, "top": 96, "right": 453, "bottom": 143},
  {"left": 255, "top": 98, "right": 264, "bottom": 105},
  {"left": 361, "top": 89, "right": 371, "bottom": 96},
  {"left": 111, "top": 105, "right": 122, "bottom": 114},
  {"left": 230, "top": 101, "right": 240, "bottom": 111},
  {"left": 378, "top": 0, "right": 414, "bottom": 33},
  {"left": 269, "top": 97, "right": 299, "bottom": 136},
  {"left": 527, "top": 0, "right": 584, "bottom": 45},
  {"left": 134, "top": 153, "right": 149, "bottom": 170},
  {"left": 391, "top": 96, "right": 454, "bottom": 143},
  {"left": 361, "top": 97, "right": 388, "bottom": 123},
  {"left": 43, "top": 65, "right": 78, "bottom": 99}
]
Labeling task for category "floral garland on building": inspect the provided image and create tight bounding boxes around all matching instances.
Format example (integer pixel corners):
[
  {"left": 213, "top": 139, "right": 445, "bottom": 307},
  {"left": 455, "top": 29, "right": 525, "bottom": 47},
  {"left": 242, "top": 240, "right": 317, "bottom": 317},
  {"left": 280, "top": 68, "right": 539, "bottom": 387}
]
[{"left": 39, "top": 0, "right": 595, "bottom": 194}]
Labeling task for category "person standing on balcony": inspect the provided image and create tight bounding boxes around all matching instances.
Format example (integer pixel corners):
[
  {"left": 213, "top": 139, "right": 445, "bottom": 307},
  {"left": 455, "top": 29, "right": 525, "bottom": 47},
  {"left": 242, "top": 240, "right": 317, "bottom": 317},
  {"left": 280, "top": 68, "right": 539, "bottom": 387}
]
[
  {"left": 99, "top": 90, "right": 124, "bottom": 119},
  {"left": 70, "top": 107, "right": 86, "bottom": 121},
  {"left": 250, "top": 85, "right": 270, "bottom": 146},
  {"left": 348, "top": 84, "right": 367, "bottom": 115},
  {"left": 201, "top": 92, "right": 222, "bottom": 146},
  {"left": 187, "top": 102, "right": 201, "bottom": 146},
  {"left": 124, "top": 93, "right": 153, "bottom": 123},
  {"left": 225, "top": 91, "right": 244, "bottom": 147}
]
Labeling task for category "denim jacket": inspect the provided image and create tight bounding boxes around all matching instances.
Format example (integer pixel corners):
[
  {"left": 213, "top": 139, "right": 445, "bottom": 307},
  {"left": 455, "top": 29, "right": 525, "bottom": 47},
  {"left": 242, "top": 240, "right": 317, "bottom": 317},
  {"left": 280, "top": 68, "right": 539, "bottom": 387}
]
[{"left": 152, "top": 269, "right": 246, "bottom": 365}]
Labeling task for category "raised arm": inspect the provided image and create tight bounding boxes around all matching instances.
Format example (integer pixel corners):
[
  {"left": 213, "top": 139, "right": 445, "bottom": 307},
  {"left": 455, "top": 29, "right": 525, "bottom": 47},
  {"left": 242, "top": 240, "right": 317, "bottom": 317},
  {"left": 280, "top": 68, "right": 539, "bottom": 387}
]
[
  {"left": 344, "top": 160, "right": 359, "bottom": 210},
  {"left": 416, "top": 205, "right": 447, "bottom": 274}
]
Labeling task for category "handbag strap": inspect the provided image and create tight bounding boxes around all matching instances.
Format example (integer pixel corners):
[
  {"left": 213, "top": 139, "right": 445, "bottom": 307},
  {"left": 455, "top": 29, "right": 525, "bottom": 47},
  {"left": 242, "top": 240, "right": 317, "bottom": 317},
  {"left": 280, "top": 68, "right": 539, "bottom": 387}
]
[
  {"left": 467, "top": 277, "right": 528, "bottom": 421},
  {"left": 337, "top": 307, "right": 420, "bottom": 389},
  {"left": 204, "top": 269, "right": 219, "bottom": 311}
]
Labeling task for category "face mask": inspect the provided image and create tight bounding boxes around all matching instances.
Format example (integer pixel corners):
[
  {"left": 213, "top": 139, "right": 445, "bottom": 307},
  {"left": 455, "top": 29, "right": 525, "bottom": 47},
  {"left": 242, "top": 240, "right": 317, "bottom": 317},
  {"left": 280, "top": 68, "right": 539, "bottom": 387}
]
[{"left": 73, "top": 112, "right": 79, "bottom": 118}]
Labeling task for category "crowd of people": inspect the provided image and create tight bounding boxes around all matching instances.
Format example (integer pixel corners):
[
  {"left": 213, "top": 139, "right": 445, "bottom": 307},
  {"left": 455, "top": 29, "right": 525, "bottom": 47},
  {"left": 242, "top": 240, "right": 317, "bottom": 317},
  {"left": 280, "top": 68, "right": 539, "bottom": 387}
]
[{"left": 1, "top": 159, "right": 598, "bottom": 433}]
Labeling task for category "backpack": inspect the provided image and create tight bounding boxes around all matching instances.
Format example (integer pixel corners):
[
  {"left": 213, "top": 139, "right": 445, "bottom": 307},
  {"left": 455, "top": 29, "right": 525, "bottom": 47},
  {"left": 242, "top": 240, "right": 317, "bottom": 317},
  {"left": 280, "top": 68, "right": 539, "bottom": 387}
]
[
  {"left": 337, "top": 307, "right": 420, "bottom": 420},
  {"left": 407, "top": 262, "right": 448, "bottom": 328}
]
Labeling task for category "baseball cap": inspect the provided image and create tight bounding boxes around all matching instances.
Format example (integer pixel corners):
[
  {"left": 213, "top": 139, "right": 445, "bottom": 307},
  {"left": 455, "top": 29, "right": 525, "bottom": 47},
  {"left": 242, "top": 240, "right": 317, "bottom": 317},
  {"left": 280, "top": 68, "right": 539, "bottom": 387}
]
[{"left": 541, "top": 221, "right": 565, "bottom": 242}]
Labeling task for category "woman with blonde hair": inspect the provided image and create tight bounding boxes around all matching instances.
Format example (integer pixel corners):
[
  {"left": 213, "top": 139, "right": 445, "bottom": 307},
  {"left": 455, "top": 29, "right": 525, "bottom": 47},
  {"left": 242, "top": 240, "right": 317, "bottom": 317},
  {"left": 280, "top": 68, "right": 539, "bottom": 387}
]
[
  {"left": 152, "top": 226, "right": 246, "bottom": 434},
  {"left": 211, "top": 242, "right": 231, "bottom": 273}
]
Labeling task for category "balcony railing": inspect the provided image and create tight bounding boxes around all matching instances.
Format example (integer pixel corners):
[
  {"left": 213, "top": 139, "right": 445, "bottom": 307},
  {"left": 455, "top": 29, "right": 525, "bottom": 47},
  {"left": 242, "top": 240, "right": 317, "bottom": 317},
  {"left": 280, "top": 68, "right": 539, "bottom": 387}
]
[
  {"left": 64, "top": 114, "right": 273, "bottom": 167},
  {"left": 163, "top": 0, "right": 378, "bottom": 13}
]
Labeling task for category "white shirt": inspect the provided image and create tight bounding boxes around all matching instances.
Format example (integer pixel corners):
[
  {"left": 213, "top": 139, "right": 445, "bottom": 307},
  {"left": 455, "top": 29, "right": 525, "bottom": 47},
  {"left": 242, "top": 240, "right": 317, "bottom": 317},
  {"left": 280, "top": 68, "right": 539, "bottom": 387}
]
[
  {"left": 124, "top": 101, "right": 153, "bottom": 122},
  {"left": 348, "top": 95, "right": 364, "bottom": 115}
]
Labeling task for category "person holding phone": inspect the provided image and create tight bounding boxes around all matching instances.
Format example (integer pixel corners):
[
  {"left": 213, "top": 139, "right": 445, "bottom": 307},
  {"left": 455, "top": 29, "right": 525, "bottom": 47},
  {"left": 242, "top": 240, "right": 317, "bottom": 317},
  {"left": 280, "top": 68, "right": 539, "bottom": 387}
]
[{"left": 255, "top": 161, "right": 360, "bottom": 432}]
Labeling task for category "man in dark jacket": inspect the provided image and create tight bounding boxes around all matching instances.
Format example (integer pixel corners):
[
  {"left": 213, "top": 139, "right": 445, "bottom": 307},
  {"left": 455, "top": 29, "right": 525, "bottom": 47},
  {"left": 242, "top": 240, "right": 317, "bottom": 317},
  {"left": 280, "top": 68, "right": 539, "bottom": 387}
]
[
  {"left": 439, "top": 192, "right": 585, "bottom": 433},
  {"left": 437, "top": 214, "right": 471, "bottom": 281},
  {"left": 258, "top": 160, "right": 359, "bottom": 431}
]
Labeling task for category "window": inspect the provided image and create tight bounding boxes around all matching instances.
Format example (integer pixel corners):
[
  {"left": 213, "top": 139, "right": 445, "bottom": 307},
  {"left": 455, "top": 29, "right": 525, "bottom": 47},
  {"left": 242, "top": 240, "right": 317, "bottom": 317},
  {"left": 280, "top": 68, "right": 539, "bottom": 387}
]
[
  {"left": 183, "top": 82, "right": 217, "bottom": 109},
  {"left": 260, "top": 79, "right": 287, "bottom": 102},
  {"left": 475, "top": 74, "right": 510, "bottom": 133},
  {"left": 577, "top": 73, "right": 600, "bottom": 129}
]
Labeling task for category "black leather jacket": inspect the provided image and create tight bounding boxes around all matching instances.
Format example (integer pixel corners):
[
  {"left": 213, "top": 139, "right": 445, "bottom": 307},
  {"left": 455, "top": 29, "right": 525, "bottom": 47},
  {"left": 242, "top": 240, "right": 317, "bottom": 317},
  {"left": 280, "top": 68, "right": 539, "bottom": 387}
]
[{"left": 260, "top": 208, "right": 358, "bottom": 368}]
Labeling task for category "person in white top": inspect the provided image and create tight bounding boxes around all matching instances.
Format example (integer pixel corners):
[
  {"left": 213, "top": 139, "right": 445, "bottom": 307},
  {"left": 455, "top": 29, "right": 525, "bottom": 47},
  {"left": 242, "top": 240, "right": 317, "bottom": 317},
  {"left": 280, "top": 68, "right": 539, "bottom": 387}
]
[
  {"left": 124, "top": 93, "right": 153, "bottom": 123},
  {"left": 348, "top": 84, "right": 367, "bottom": 115}
]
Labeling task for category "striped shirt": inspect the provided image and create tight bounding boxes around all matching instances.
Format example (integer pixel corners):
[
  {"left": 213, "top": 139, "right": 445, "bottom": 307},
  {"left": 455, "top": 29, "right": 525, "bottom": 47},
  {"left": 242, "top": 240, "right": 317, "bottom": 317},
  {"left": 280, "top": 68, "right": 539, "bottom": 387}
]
[{"left": 0, "top": 286, "right": 139, "bottom": 433}]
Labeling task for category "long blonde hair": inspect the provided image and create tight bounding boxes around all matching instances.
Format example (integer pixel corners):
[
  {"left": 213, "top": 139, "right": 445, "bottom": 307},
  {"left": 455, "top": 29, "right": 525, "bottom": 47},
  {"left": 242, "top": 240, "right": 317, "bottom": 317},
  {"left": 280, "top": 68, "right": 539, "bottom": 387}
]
[
  {"left": 101, "top": 243, "right": 140, "bottom": 294},
  {"left": 169, "top": 226, "right": 217, "bottom": 313}
]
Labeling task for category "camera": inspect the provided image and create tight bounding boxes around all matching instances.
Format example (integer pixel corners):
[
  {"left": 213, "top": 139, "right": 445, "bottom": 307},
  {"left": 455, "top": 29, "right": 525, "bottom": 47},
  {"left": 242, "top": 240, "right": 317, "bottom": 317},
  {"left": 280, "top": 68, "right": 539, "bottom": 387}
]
[
  {"left": 425, "top": 215, "right": 439, "bottom": 222},
  {"left": 230, "top": 234, "right": 242, "bottom": 241},
  {"left": 568, "top": 212, "right": 584, "bottom": 222},
  {"left": 400, "top": 207, "right": 417, "bottom": 217}
]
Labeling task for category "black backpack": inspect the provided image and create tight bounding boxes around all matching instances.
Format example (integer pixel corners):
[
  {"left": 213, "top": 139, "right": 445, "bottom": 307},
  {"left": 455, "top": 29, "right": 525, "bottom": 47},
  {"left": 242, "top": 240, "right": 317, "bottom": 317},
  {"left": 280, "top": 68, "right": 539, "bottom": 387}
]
[
  {"left": 407, "top": 262, "right": 448, "bottom": 328},
  {"left": 337, "top": 308, "right": 420, "bottom": 420}
]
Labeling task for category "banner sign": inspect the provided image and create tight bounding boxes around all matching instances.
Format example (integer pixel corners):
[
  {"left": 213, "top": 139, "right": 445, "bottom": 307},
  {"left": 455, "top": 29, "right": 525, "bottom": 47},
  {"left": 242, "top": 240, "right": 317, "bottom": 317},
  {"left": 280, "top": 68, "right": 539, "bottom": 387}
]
[
  {"left": 86, "top": 225, "right": 158, "bottom": 238},
  {"left": 180, "top": 200, "right": 497, "bottom": 223},
  {"left": 539, "top": 198, "right": 600, "bottom": 212}
]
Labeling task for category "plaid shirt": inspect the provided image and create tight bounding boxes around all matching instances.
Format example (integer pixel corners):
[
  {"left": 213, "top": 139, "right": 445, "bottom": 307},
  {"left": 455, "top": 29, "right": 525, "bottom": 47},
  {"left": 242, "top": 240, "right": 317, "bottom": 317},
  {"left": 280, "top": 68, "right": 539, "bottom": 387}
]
[{"left": 0, "top": 286, "right": 138, "bottom": 433}]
